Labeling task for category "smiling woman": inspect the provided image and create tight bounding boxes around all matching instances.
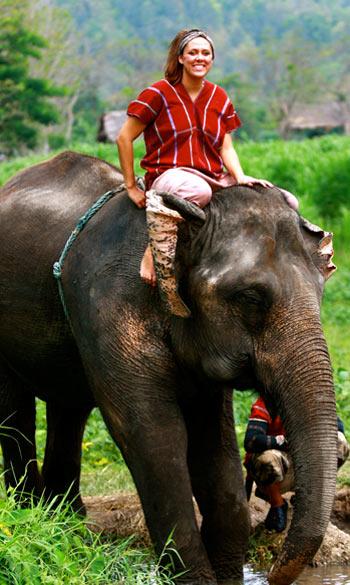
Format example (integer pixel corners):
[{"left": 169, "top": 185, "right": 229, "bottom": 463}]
[
  {"left": 116, "top": 28, "right": 288, "bottom": 318},
  {"left": 179, "top": 39, "right": 213, "bottom": 94}
]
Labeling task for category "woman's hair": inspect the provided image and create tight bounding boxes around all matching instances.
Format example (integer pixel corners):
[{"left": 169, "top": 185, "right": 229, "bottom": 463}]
[{"left": 164, "top": 29, "right": 215, "bottom": 86}]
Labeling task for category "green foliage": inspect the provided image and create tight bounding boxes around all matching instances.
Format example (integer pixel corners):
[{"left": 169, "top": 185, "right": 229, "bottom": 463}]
[
  {"left": 237, "top": 135, "right": 350, "bottom": 221},
  {"left": 312, "top": 155, "right": 350, "bottom": 218},
  {"left": 0, "top": 487, "right": 176, "bottom": 584},
  {"left": 218, "top": 73, "right": 272, "bottom": 141},
  {"left": 53, "top": 0, "right": 350, "bottom": 140},
  {"left": 247, "top": 526, "right": 277, "bottom": 568},
  {"left": 72, "top": 88, "right": 109, "bottom": 143},
  {"left": 1, "top": 1, "right": 349, "bottom": 143},
  {"left": 322, "top": 264, "right": 350, "bottom": 437},
  {"left": 0, "top": 9, "right": 66, "bottom": 154}
]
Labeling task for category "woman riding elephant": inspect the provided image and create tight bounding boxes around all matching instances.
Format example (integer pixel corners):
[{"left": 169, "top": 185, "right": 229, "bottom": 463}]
[{"left": 116, "top": 28, "right": 298, "bottom": 317}]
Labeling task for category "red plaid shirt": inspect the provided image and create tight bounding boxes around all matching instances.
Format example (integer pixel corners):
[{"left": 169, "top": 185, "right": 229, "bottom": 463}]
[
  {"left": 127, "top": 79, "right": 241, "bottom": 188},
  {"left": 249, "top": 397, "right": 285, "bottom": 437},
  {"left": 244, "top": 397, "right": 286, "bottom": 467}
]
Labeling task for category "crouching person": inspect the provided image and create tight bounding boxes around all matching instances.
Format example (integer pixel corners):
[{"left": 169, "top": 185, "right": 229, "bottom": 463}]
[{"left": 244, "top": 395, "right": 349, "bottom": 533}]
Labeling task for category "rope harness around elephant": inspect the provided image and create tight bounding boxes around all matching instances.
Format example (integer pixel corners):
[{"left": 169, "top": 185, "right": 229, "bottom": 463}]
[{"left": 52, "top": 178, "right": 144, "bottom": 325}]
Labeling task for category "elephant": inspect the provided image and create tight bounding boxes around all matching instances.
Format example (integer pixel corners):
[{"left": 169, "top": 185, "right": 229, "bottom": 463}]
[{"left": 0, "top": 151, "right": 338, "bottom": 585}]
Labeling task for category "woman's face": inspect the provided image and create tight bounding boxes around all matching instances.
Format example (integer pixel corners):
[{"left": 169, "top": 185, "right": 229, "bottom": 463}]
[{"left": 178, "top": 38, "right": 213, "bottom": 82}]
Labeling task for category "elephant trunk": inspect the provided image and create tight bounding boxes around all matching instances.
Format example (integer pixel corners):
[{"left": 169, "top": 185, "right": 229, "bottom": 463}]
[{"left": 256, "top": 298, "right": 338, "bottom": 585}]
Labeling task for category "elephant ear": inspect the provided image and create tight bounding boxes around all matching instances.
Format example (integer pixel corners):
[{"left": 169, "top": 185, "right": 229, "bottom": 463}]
[
  {"left": 299, "top": 216, "right": 336, "bottom": 280},
  {"left": 161, "top": 192, "right": 206, "bottom": 223}
]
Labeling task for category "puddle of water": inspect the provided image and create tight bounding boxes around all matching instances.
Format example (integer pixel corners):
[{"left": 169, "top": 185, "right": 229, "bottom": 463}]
[
  {"left": 244, "top": 566, "right": 268, "bottom": 585},
  {"left": 244, "top": 565, "right": 350, "bottom": 584}
]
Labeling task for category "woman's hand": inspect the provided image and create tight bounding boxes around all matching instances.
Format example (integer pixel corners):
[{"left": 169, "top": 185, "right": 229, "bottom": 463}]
[
  {"left": 127, "top": 185, "right": 146, "bottom": 208},
  {"left": 238, "top": 175, "right": 274, "bottom": 188}
]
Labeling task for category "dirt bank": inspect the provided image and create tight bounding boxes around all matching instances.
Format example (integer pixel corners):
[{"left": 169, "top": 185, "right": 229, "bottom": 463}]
[
  {"left": 84, "top": 486, "right": 350, "bottom": 566},
  {"left": 331, "top": 486, "right": 350, "bottom": 533},
  {"left": 248, "top": 489, "right": 350, "bottom": 567}
]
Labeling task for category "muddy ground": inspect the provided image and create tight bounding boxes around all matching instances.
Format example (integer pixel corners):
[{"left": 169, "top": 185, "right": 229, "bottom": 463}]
[{"left": 84, "top": 486, "right": 350, "bottom": 566}]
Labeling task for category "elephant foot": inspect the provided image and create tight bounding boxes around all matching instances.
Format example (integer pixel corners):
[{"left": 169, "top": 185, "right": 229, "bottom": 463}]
[
  {"left": 69, "top": 496, "right": 87, "bottom": 516},
  {"left": 176, "top": 574, "right": 217, "bottom": 585},
  {"left": 217, "top": 568, "right": 244, "bottom": 585},
  {"left": 13, "top": 490, "right": 43, "bottom": 509},
  {"left": 43, "top": 491, "right": 86, "bottom": 516},
  {"left": 61, "top": 495, "right": 86, "bottom": 516},
  {"left": 176, "top": 579, "right": 218, "bottom": 585},
  {"left": 8, "top": 477, "right": 44, "bottom": 509}
]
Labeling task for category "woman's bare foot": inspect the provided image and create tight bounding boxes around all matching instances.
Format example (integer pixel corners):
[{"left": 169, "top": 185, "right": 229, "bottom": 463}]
[{"left": 140, "top": 245, "right": 157, "bottom": 286}]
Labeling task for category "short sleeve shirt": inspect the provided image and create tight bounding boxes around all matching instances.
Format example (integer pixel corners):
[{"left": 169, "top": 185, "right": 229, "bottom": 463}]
[{"left": 127, "top": 79, "right": 241, "bottom": 188}]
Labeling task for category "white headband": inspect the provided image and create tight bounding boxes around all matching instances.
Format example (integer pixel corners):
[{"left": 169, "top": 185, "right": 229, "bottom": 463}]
[{"left": 177, "top": 30, "right": 215, "bottom": 58}]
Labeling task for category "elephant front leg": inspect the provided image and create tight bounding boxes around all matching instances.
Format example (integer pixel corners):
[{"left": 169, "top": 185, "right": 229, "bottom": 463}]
[
  {"left": 98, "top": 386, "right": 217, "bottom": 585},
  {"left": 185, "top": 387, "right": 250, "bottom": 584},
  {"left": 42, "top": 401, "right": 92, "bottom": 513}
]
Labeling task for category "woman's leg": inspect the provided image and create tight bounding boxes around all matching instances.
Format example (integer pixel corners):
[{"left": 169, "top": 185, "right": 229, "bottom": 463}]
[
  {"left": 279, "top": 188, "right": 299, "bottom": 211},
  {"left": 140, "top": 244, "right": 157, "bottom": 286},
  {"left": 140, "top": 169, "right": 212, "bottom": 290}
]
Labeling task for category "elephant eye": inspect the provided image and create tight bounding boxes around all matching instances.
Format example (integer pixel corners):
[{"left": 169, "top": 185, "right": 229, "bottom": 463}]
[
  {"left": 223, "top": 284, "right": 272, "bottom": 310},
  {"left": 238, "top": 289, "right": 264, "bottom": 305},
  {"left": 221, "top": 284, "right": 273, "bottom": 331}
]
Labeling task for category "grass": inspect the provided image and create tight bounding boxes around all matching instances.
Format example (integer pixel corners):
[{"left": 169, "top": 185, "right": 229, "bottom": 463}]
[
  {"left": 0, "top": 135, "right": 349, "bottom": 580},
  {"left": 0, "top": 141, "right": 144, "bottom": 187},
  {"left": 2, "top": 134, "right": 350, "bottom": 218},
  {"left": 0, "top": 487, "right": 177, "bottom": 584}
]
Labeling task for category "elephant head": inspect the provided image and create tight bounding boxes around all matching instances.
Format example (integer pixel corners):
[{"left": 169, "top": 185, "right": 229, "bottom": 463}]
[{"left": 167, "top": 185, "right": 338, "bottom": 585}]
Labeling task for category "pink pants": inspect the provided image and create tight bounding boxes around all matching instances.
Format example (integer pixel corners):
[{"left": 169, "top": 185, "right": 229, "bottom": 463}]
[
  {"left": 151, "top": 168, "right": 236, "bottom": 208},
  {"left": 151, "top": 167, "right": 299, "bottom": 211}
]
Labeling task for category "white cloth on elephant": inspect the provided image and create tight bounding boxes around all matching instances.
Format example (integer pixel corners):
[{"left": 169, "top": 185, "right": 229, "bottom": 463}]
[{"left": 145, "top": 189, "right": 184, "bottom": 220}]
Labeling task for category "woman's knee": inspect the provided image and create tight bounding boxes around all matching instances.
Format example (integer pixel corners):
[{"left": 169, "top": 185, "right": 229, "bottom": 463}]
[{"left": 185, "top": 183, "right": 212, "bottom": 207}]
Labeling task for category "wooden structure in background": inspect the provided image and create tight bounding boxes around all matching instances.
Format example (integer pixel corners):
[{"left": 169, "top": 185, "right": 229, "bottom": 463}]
[
  {"left": 283, "top": 101, "right": 350, "bottom": 137},
  {"left": 97, "top": 111, "right": 127, "bottom": 143}
]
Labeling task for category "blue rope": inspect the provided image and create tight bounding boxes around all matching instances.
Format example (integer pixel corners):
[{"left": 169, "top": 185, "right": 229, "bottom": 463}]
[{"left": 53, "top": 183, "right": 126, "bottom": 323}]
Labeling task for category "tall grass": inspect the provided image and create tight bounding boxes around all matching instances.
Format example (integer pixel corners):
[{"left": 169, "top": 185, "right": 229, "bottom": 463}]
[
  {"left": 1, "top": 135, "right": 349, "bottom": 220},
  {"left": 0, "top": 141, "right": 144, "bottom": 187},
  {"left": 238, "top": 135, "right": 350, "bottom": 219},
  {"left": 0, "top": 485, "right": 177, "bottom": 584}
]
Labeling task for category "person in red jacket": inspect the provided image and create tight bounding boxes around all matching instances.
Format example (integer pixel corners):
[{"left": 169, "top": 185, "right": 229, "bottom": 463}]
[
  {"left": 116, "top": 29, "right": 298, "bottom": 318},
  {"left": 244, "top": 396, "right": 349, "bottom": 532}
]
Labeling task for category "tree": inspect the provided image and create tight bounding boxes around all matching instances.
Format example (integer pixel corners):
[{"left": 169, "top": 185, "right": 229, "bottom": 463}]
[
  {"left": 235, "top": 28, "right": 324, "bottom": 138},
  {"left": 0, "top": 9, "right": 65, "bottom": 154},
  {"left": 24, "top": 0, "right": 94, "bottom": 143},
  {"left": 218, "top": 72, "right": 272, "bottom": 140}
]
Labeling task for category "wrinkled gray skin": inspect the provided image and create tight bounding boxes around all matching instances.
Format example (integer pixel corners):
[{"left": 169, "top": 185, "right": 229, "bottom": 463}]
[{"left": 0, "top": 152, "right": 337, "bottom": 585}]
